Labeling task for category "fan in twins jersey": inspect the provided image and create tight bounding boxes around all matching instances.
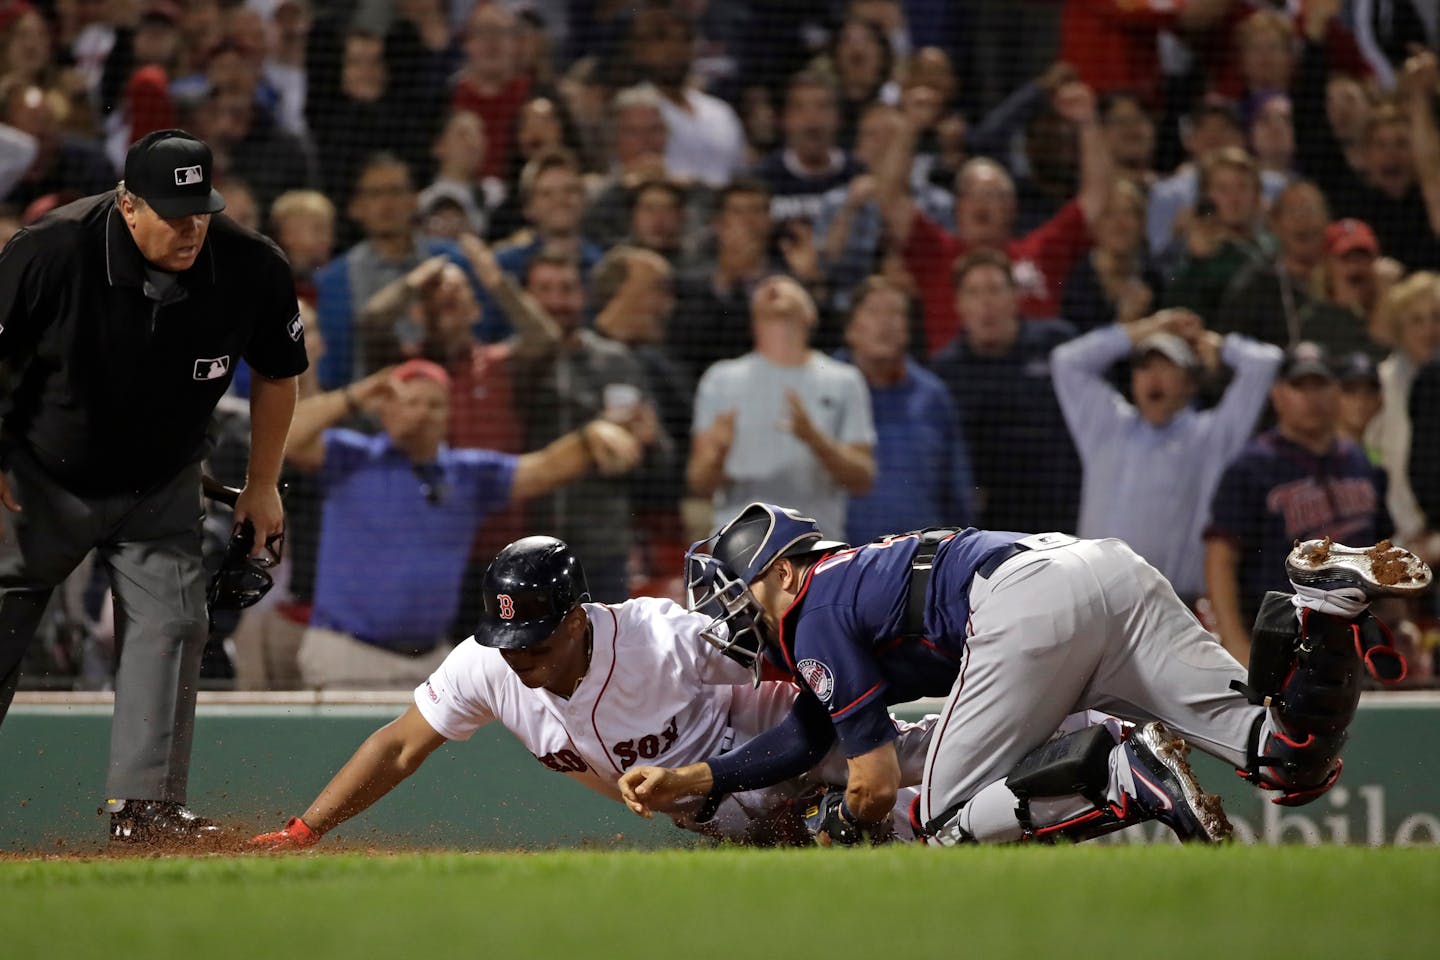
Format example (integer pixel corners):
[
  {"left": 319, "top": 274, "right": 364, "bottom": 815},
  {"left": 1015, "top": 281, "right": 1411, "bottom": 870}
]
[{"left": 252, "top": 535, "right": 939, "bottom": 848}]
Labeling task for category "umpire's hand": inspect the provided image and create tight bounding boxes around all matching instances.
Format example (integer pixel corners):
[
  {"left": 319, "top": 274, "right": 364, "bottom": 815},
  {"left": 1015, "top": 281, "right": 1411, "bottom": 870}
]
[
  {"left": 231, "top": 482, "right": 285, "bottom": 557},
  {"left": 0, "top": 473, "right": 18, "bottom": 540}
]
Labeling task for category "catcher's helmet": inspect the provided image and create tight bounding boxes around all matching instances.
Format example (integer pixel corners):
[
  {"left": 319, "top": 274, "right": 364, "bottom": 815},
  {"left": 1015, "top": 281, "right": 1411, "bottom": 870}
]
[
  {"left": 474, "top": 536, "right": 591, "bottom": 649},
  {"left": 685, "top": 503, "right": 847, "bottom": 678}
]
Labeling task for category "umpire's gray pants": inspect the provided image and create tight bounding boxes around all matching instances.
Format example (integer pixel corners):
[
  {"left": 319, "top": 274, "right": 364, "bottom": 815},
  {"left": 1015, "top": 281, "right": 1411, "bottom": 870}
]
[{"left": 0, "top": 444, "right": 208, "bottom": 803}]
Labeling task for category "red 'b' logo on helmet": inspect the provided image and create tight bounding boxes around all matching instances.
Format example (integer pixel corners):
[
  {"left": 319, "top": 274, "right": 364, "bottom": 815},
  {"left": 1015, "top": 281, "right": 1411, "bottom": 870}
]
[{"left": 497, "top": 595, "right": 515, "bottom": 620}]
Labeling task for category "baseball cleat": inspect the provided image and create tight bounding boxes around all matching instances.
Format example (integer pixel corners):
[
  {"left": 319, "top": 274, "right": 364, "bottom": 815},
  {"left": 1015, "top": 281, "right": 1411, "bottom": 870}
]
[
  {"left": 1123, "top": 722, "right": 1232, "bottom": 844},
  {"left": 1286, "top": 539, "right": 1432, "bottom": 599},
  {"left": 108, "top": 800, "right": 225, "bottom": 847}
]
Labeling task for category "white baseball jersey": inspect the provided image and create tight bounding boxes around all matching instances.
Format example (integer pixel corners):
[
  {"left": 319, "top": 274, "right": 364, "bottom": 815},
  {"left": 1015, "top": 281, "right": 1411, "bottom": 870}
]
[{"left": 415, "top": 597, "right": 932, "bottom": 840}]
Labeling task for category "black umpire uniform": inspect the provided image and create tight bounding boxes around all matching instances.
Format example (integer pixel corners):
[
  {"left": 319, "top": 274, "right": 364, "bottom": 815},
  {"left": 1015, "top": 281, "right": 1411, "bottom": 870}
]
[{"left": 0, "top": 130, "right": 308, "bottom": 839}]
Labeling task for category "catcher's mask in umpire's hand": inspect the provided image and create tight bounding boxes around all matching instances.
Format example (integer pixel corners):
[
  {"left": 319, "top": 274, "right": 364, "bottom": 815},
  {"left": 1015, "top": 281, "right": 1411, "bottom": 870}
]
[
  {"left": 208, "top": 519, "right": 283, "bottom": 614},
  {"left": 685, "top": 502, "right": 847, "bottom": 680},
  {"left": 475, "top": 536, "right": 591, "bottom": 649},
  {"left": 203, "top": 477, "right": 284, "bottom": 621}
]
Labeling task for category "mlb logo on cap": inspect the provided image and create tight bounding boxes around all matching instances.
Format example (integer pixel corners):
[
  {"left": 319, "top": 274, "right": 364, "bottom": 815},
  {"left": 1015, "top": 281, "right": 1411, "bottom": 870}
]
[{"left": 124, "top": 129, "right": 227, "bottom": 219}]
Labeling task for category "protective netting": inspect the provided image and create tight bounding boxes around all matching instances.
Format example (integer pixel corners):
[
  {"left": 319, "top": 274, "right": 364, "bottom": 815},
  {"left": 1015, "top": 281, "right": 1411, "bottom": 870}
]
[{"left": 2, "top": 0, "right": 1437, "bottom": 690}]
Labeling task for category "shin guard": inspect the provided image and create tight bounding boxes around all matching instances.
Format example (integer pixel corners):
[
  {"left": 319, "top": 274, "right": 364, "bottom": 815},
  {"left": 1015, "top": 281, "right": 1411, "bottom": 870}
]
[{"left": 1233, "top": 593, "right": 1385, "bottom": 805}]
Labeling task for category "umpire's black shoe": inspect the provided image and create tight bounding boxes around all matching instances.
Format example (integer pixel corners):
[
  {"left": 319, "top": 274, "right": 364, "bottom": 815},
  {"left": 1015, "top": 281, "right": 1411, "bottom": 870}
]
[{"left": 108, "top": 800, "right": 225, "bottom": 847}]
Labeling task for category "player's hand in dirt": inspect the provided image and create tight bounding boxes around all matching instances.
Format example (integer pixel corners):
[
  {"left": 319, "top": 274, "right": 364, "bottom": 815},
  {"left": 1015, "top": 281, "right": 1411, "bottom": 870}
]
[
  {"left": 618, "top": 763, "right": 715, "bottom": 817},
  {"left": 250, "top": 816, "right": 321, "bottom": 851}
]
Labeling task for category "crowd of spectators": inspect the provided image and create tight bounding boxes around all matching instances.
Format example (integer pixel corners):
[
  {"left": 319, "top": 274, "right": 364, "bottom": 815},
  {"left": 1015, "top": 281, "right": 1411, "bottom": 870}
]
[{"left": 4, "top": 0, "right": 1440, "bottom": 688}]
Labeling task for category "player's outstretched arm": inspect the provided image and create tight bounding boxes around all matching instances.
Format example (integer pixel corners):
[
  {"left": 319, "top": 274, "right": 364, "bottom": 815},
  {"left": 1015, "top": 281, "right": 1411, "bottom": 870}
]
[
  {"left": 251, "top": 705, "right": 448, "bottom": 850},
  {"left": 618, "top": 763, "right": 714, "bottom": 819}
]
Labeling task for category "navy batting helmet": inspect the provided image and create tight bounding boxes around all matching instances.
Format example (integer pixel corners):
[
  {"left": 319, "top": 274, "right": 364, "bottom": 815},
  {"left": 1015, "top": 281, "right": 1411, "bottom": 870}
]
[
  {"left": 474, "top": 536, "right": 591, "bottom": 649},
  {"left": 684, "top": 503, "right": 847, "bottom": 677}
]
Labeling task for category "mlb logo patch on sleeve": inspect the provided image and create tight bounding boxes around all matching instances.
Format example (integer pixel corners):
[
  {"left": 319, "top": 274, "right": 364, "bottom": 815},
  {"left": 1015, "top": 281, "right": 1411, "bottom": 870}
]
[
  {"left": 174, "top": 165, "right": 204, "bottom": 186},
  {"left": 193, "top": 356, "right": 231, "bottom": 380}
]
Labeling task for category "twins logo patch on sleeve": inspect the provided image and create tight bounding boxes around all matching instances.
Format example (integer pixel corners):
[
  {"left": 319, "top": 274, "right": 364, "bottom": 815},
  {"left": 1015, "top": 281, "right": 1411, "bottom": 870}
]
[{"left": 797, "top": 658, "right": 834, "bottom": 702}]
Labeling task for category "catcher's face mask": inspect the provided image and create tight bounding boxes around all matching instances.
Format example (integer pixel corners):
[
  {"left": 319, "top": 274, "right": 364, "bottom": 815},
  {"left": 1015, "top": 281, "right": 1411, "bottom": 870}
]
[
  {"left": 684, "top": 548, "right": 769, "bottom": 683},
  {"left": 208, "top": 521, "right": 283, "bottom": 615}
]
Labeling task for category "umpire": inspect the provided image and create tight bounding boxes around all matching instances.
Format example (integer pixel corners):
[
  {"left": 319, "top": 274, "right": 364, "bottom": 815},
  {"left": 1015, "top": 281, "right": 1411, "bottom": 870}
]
[{"left": 0, "top": 130, "right": 307, "bottom": 844}]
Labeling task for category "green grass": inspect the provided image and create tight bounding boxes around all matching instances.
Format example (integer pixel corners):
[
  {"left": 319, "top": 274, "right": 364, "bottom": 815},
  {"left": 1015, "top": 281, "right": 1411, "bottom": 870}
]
[{"left": 2, "top": 845, "right": 1436, "bottom": 959}]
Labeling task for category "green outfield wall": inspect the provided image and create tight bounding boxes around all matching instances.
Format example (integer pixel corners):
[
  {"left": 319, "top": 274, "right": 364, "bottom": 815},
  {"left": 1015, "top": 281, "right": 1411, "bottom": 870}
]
[{"left": 2, "top": 692, "right": 1437, "bottom": 851}]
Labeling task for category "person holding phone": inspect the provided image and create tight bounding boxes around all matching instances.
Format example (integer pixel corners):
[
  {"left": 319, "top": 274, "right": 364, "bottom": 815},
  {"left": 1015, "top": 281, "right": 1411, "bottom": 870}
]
[{"left": 1162, "top": 147, "right": 1273, "bottom": 323}]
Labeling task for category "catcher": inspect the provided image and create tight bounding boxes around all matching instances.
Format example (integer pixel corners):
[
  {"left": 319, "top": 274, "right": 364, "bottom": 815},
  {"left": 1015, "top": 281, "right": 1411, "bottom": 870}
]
[{"left": 619, "top": 504, "right": 1427, "bottom": 845}]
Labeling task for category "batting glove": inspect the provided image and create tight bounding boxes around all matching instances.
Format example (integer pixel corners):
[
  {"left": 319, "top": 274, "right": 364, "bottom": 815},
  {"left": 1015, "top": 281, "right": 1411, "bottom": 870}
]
[{"left": 250, "top": 816, "right": 321, "bottom": 851}]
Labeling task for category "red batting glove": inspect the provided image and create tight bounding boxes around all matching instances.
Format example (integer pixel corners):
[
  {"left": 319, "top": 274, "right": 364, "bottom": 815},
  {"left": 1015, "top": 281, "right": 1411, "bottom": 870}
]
[{"left": 250, "top": 816, "right": 321, "bottom": 851}]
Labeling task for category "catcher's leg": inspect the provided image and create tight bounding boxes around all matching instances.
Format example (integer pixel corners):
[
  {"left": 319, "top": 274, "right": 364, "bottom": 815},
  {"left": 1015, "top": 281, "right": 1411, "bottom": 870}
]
[
  {"left": 1231, "top": 540, "right": 1428, "bottom": 806},
  {"left": 919, "top": 716, "right": 1231, "bottom": 845}
]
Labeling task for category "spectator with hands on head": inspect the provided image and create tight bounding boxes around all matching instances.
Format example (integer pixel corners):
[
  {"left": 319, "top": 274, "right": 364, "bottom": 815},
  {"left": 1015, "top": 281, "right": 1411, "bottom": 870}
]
[{"left": 1051, "top": 307, "right": 1283, "bottom": 604}]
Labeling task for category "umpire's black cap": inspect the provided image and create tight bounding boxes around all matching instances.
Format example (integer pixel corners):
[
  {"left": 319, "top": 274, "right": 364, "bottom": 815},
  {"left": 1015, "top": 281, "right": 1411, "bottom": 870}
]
[
  {"left": 123, "top": 129, "right": 227, "bottom": 219},
  {"left": 474, "top": 537, "right": 591, "bottom": 649}
]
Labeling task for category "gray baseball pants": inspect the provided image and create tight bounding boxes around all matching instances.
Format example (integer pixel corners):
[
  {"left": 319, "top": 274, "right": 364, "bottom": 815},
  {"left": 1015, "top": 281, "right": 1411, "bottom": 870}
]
[
  {"left": 0, "top": 444, "right": 208, "bottom": 803},
  {"left": 917, "top": 534, "right": 1265, "bottom": 828}
]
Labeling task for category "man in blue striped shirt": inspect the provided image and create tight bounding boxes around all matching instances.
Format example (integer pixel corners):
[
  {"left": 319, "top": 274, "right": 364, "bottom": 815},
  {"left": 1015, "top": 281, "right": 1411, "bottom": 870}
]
[{"left": 1051, "top": 308, "right": 1283, "bottom": 602}]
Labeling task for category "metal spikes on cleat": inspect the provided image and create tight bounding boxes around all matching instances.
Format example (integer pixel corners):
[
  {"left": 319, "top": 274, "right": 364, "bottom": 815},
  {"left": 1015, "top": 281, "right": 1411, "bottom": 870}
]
[
  {"left": 1286, "top": 539, "right": 1432, "bottom": 599},
  {"left": 1123, "top": 722, "right": 1233, "bottom": 844}
]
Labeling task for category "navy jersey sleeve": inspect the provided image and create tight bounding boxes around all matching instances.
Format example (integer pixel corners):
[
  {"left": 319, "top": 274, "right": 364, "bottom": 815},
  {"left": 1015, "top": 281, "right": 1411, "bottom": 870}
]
[
  {"left": 791, "top": 601, "right": 899, "bottom": 758},
  {"left": 707, "top": 689, "right": 836, "bottom": 794},
  {"left": 241, "top": 237, "right": 309, "bottom": 380}
]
